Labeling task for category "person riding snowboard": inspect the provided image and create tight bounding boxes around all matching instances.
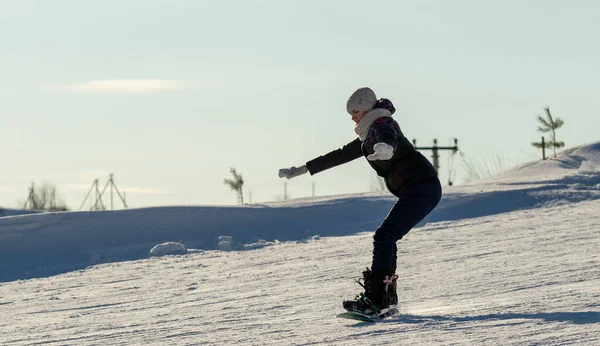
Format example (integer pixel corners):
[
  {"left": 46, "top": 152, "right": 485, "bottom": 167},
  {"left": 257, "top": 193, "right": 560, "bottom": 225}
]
[{"left": 278, "top": 87, "right": 442, "bottom": 317}]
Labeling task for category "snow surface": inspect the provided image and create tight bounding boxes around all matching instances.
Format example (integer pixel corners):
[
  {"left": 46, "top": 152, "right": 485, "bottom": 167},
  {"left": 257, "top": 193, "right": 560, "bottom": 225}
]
[
  {"left": 1, "top": 142, "right": 599, "bottom": 345},
  {"left": 149, "top": 242, "right": 188, "bottom": 257},
  {"left": 0, "top": 208, "right": 39, "bottom": 218}
]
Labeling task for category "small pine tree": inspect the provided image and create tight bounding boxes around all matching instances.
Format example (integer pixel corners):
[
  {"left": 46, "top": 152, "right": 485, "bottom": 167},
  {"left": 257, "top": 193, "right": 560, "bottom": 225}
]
[
  {"left": 531, "top": 106, "right": 565, "bottom": 158},
  {"left": 223, "top": 167, "right": 244, "bottom": 205}
]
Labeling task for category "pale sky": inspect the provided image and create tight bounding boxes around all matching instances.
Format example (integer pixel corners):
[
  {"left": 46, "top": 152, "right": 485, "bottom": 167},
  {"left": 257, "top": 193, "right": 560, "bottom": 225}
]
[{"left": 1, "top": 0, "right": 599, "bottom": 209}]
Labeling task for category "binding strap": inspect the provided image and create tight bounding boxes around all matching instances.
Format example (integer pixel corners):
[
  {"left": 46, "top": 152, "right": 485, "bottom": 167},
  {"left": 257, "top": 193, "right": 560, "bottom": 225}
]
[{"left": 383, "top": 275, "right": 399, "bottom": 285}]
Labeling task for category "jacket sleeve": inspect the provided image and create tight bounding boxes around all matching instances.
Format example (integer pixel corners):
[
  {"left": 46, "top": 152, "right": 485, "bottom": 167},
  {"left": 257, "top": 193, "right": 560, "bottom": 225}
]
[{"left": 305, "top": 138, "right": 363, "bottom": 175}]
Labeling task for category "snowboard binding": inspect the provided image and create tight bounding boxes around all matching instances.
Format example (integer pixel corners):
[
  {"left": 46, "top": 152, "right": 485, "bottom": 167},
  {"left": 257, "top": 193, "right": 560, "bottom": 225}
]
[{"left": 341, "top": 268, "right": 398, "bottom": 320}]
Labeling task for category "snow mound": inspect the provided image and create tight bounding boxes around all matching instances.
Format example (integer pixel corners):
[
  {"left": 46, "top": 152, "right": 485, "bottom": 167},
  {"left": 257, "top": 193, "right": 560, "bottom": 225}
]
[
  {"left": 149, "top": 242, "right": 188, "bottom": 257},
  {"left": 217, "top": 236, "right": 233, "bottom": 251},
  {"left": 492, "top": 141, "right": 600, "bottom": 182},
  {"left": 240, "top": 239, "right": 280, "bottom": 250},
  {"left": 1, "top": 141, "right": 600, "bottom": 282},
  {"left": 579, "top": 160, "right": 596, "bottom": 173}
]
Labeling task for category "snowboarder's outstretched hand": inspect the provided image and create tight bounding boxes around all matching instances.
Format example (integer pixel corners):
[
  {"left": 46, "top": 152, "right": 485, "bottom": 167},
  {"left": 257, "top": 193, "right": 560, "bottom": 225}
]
[
  {"left": 278, "top": 165, "right": 308, "bottom": 180},
  {"left": 367, "top": 143, "right": 394, "bottom": 161}
]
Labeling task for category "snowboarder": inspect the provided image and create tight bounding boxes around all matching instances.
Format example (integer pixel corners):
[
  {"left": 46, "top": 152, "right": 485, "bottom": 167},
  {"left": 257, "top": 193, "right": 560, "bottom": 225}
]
[{"left": 278, "top": 87, "right": 442, "bottom": 318}]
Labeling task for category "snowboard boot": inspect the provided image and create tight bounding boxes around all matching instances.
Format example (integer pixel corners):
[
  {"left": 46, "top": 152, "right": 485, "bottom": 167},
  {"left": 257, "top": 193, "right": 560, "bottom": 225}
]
[{"left": 342, "top": 268, "right": 394, "bottom": 317}]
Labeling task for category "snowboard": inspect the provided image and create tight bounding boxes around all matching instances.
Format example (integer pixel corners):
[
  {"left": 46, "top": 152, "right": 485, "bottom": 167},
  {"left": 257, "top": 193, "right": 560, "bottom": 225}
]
[{"left": 337, "top": 308, "right": 398, "bottom": 322}]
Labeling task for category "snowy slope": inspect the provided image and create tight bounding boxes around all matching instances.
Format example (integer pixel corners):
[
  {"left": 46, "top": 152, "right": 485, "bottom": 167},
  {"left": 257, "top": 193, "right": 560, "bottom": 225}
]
[
  {"left": 0, "top": 196, "right": 398, "bottom": 282},
  {"left": 1, "top": 142, "right": 599, "bottom": 345},
  {"left": 0, "top": 208, "right": 39, "bottom": 218}
]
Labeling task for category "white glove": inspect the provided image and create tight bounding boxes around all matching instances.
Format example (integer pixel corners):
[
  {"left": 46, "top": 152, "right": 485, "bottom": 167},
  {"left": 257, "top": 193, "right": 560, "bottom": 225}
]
[
  {"left": 278, "top": 165, "right": 308, "bottom": 180},
  {"left": 367, "top": 143, "right": 394, "bottom": 161}
]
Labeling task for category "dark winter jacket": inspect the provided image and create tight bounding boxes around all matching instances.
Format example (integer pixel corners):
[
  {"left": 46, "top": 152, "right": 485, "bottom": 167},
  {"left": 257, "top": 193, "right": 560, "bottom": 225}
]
[{"left": 305, "top": 102, "right": 437, "bottom": 196}]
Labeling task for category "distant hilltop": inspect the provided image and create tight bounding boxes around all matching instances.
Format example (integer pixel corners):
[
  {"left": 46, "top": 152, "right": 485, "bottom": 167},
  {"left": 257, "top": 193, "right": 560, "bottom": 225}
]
[{"left": 0, "top": 208, "right": 40, "bottom": 218}]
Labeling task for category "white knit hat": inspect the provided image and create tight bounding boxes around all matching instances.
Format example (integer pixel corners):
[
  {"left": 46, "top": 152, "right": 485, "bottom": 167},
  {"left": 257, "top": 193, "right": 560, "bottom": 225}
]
[{"left": 346, "top": 87, "right": 377, "bottom": 112}]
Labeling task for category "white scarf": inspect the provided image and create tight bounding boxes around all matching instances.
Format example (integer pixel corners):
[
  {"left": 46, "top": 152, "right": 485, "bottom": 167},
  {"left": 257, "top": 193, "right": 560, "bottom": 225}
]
[{"left": 354, "top": 108, "right": 392, "bottom": 141}]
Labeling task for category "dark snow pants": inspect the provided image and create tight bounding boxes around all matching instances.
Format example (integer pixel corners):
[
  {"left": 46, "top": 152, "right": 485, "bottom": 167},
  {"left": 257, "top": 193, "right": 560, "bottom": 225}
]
[{"left": 371, "top": 176, "right": 442, "bottom": 276}]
